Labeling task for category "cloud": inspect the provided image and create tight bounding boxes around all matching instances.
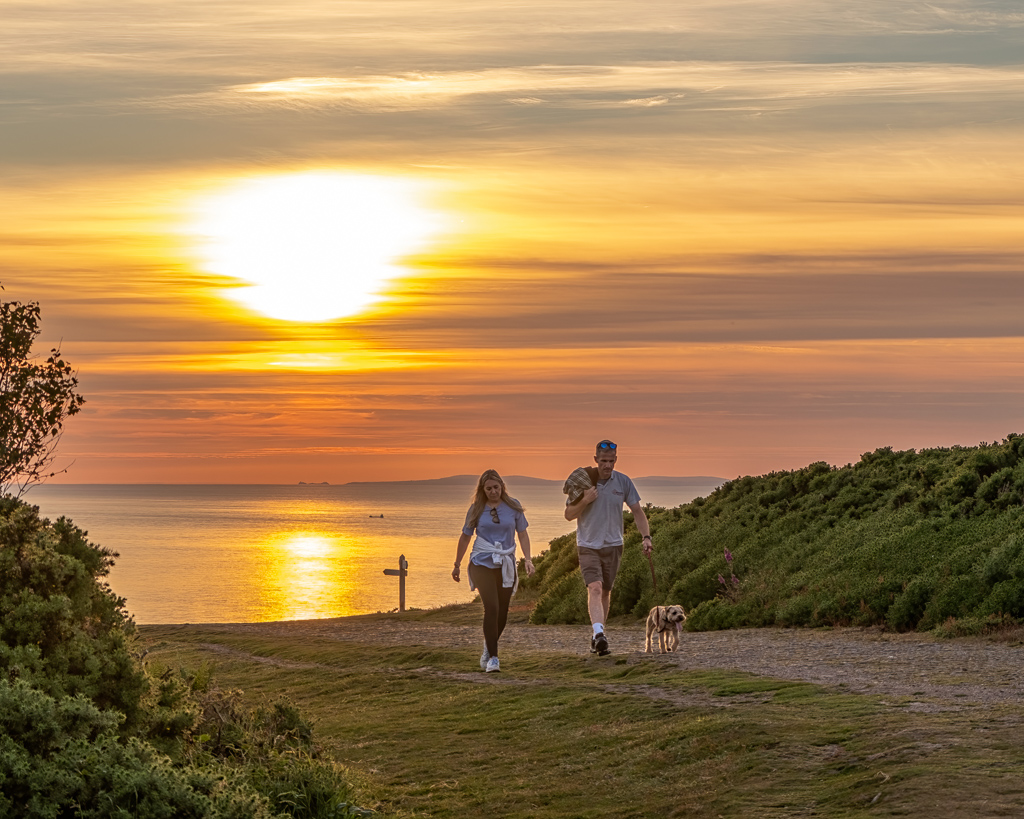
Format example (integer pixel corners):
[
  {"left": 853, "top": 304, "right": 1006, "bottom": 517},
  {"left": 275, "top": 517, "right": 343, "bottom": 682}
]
[
  {"left": 924, "top": 4, "right": 1024, "bottom": 30},
  {"left": 4, "top": 1, "right": 1024, "bottom": 168},
  {"left": 367, "top": 255, "right": 1024, "bottom": 348},
  {"left": 6, "top": 1, "right": 1024, "bottom": 72},
  {"left": 186, "top": 63, "right": 1024, "bottom": 116}
]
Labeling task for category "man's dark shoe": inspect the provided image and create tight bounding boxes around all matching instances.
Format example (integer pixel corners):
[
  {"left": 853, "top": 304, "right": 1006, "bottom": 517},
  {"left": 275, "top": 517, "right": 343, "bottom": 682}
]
[{"left": 593, "top": 631, "right": 610, "bottom": 656}]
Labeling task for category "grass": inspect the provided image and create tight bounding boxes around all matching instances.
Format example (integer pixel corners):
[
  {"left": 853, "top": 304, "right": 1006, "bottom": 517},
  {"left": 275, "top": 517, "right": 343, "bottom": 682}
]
[{"left": 141, "top": 606, "right": 1024, "bottom": 818}]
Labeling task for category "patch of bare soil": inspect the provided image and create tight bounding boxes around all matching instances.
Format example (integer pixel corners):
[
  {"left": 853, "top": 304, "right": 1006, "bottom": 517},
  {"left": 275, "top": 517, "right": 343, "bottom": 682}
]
[{"left": 196, "top": 617, "right": 1024, "bottom": 711}]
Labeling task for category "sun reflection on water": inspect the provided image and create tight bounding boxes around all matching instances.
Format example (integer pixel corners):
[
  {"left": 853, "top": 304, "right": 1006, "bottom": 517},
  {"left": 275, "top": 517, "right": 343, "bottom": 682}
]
[{"left": 259, "top": 531, "right": 362, "bottom": 621}]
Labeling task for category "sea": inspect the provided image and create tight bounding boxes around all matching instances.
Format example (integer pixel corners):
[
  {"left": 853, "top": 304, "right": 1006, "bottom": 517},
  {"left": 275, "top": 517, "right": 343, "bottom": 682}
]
[{"left": 23, "top": 477, "right": 724, "bottom": 624}]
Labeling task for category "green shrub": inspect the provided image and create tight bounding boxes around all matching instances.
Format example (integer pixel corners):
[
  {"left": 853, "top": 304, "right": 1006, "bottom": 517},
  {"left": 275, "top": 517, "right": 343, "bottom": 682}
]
[
  {"left": 177, "top": 684, "right": 362, "bottom": 818},
  {"left": 978, "top": 580, "right": 1024, "bottom": 619},
  {"left": 686, "top": 597, "right": 750, "bottom": 630},
  {"left": 530, "top": 570, "right": 588, "bottom": 625},
  {"left": 521, "top": 531, "right": 579, "bottom": 593},
  {"left": 0, "top": 679, "right": 273, "bottom": 819},
  {"left": 932, "top": 613, "right": 1023, "bottom": 638},
  {"left": 0, "top": 497, "right": 148, "bottom": 729}
]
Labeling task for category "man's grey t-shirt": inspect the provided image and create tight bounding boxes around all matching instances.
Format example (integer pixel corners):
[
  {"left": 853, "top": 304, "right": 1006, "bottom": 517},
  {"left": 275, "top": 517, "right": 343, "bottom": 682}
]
[{"left": 572, "top": 470, "right": 641, "bottom": 550}]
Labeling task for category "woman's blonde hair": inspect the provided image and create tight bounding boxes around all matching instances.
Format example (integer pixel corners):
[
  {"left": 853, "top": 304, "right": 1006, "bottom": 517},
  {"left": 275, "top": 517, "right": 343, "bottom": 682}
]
[{"left": 468, "top": 469, "right": 524, "bottom": 527}]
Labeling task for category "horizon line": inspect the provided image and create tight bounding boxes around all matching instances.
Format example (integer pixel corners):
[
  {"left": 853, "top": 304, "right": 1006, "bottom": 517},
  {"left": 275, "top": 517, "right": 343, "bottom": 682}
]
[{"left": 26, "top": 473, "right": 730, "bottom": 488}]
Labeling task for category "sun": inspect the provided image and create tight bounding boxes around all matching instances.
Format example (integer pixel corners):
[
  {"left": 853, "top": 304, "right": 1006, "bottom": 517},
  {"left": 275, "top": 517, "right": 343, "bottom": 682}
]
[{"left": 189, "top": 171, "right": 442, "bottom": 322}]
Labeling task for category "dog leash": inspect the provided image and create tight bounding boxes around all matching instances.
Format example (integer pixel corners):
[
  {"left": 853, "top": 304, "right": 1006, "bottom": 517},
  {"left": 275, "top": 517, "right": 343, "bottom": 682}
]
[{"left": 647, "top": 551, "right": 657, "bottom": 592}]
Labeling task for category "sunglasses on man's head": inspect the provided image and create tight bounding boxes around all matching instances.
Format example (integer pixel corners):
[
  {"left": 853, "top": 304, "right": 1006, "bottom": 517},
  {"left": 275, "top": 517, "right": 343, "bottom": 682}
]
[
  {"left": 598, "top": 441, "right": 617, "bottom": 450},
  {"left": 490, "top": 507, "right": 501, "bottom": 524}
]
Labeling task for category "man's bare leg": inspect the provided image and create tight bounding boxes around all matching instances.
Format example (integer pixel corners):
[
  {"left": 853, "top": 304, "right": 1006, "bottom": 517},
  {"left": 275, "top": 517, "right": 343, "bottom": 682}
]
[
  {"left": 587, "top": 581, "right": 605, "bottom": 626},
  {"left": 587, "top": 581, "right": 611, "bottom": 654}
]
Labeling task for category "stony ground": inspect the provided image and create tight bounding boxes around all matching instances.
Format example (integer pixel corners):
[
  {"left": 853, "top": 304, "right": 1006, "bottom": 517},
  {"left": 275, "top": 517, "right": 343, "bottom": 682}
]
[{"left": 194, "top": 616, "right": 1024, "bottom": 713}]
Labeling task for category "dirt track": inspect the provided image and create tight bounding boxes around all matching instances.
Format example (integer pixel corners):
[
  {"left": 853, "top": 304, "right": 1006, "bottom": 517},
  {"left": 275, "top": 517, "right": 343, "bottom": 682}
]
[{"left": 193, "top": 618, "right": 1024, "bottom": 712}]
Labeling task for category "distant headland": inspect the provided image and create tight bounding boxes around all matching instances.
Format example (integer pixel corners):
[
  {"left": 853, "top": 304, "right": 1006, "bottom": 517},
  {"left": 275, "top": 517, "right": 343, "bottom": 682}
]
[{"left": 342, "top": 474, "right": 727, "bottom": 487}]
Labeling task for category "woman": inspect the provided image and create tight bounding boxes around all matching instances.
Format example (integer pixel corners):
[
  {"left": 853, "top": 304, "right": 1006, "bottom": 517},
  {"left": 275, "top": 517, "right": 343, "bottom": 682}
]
[{"left": 452, "top": 469, "right": 534, "bottom": 672}]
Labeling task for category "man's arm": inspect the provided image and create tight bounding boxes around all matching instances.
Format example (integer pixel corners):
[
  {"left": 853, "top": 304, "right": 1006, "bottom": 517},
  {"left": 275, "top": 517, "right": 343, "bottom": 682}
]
[
  {"left": 565, "top": 485, "right": 598, "bottom": 521},
  {"left": 628, "top": 501, "right": 653, "bottom": 555}
]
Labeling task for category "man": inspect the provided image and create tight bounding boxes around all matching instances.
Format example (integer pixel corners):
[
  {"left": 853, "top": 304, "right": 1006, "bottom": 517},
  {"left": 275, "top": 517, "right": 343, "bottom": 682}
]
[{"left": 564, "top": 439, "right": 652, "bottom": 656}]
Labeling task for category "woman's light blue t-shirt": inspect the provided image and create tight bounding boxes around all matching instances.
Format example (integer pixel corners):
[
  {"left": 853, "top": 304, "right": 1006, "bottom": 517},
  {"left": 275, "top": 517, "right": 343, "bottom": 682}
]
[{"left": 462, "top": 501, "right": 529, "bottom": 567}]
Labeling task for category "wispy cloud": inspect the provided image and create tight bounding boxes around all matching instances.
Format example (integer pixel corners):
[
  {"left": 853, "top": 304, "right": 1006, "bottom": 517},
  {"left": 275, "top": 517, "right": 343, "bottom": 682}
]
[{"left": 196, "top": 63, "right": 1024, "bottom": 115}]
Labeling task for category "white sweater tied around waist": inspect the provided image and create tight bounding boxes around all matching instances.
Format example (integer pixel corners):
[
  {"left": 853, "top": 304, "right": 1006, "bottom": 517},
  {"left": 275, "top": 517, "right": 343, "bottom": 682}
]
[{"left": 468, "top": 536, "right": 519, "bottom": 595}]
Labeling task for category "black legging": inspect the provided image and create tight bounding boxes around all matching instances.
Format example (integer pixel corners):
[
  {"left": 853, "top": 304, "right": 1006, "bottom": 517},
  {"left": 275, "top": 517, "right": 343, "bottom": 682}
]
[{"left": 468, "top": 563, "right": 514, "bottom": 658}]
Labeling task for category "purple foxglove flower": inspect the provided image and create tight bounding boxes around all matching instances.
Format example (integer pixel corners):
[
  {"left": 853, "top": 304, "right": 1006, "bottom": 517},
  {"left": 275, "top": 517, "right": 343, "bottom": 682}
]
[
  {"left": 724, "top": 548, "right": 733, "bottom": 563},
  {"left": 718, "top": 574, "right": 726, "bottom": 585},
  {"left": 732, "top": 575, "right": 740, "bottom": 586}
]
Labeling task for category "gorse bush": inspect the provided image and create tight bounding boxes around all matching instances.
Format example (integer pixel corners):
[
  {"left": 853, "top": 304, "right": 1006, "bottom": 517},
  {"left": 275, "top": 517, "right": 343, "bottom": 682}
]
[
  {"left": 172, "top": 679, "right": 367, "bottom": 818},
  {"left": 521, "top": 532, "right": 588, "bottom": 624},
  {"left": 0, "top": 495, "right": 148, "bottom": 728},
  {"left": 0, "top": 679, "right": 275, "bottom": 819},
  {"left": 0, "top": 497, "right": 367, "bottom": 818},
  {"left": 529, "top": 435, "right": 1024, "bottom": 633}
]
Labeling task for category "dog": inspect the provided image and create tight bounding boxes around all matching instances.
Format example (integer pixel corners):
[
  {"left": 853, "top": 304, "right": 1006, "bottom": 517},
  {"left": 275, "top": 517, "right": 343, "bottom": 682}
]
[{"left": 645, "top": 605, "right": 687, "bottom": 653}]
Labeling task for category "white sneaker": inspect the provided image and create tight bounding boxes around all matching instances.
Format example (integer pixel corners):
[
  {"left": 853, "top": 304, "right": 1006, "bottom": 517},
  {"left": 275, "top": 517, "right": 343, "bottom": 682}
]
[
  {"left": 480, "top": 647, "right": 490, "bottom": 670},
  {"left": 485, "top": 656, "right": 500, "bottom": 673}
]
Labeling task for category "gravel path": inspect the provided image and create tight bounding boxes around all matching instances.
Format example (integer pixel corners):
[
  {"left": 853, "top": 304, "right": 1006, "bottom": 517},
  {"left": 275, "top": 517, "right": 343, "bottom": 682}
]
[{"left": 197, "top": 618, "right": 1024, "bottom": 712}]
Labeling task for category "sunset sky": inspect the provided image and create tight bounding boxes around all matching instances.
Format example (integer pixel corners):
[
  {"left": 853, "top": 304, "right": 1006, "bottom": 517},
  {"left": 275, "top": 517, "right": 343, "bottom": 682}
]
[{"left": 2, "top": 0, "right": 1023, "bottom": 484}]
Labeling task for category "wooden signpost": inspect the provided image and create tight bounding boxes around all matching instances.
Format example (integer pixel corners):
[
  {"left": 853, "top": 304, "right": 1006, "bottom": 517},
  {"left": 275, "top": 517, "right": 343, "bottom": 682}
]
[{"left": 382, "top": 554, "right": 409, "bottom": 612}]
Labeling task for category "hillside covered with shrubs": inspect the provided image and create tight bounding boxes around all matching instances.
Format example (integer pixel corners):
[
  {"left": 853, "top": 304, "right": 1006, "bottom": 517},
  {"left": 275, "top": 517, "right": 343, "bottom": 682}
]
[
  {"left": 0, "top": 496, "right": 368, "bottom": 818},
  {"left": 526, "top": 435, "right": 1024, "bottom": 636}
]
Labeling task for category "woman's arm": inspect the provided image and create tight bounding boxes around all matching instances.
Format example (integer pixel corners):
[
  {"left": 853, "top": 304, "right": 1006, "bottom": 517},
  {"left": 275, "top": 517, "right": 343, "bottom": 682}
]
[
  {"left": 518, "top": 529, "right": 535, "bottom": 576},
  {"left": 452, "top": 532, "right": 471, "bottom": 582}
]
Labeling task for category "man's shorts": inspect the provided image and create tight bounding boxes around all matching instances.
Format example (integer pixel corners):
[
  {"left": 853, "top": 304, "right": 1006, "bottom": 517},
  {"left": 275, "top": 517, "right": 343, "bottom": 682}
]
[{"left": 577, "top": 544, "right": 623, "bottom": 588}]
